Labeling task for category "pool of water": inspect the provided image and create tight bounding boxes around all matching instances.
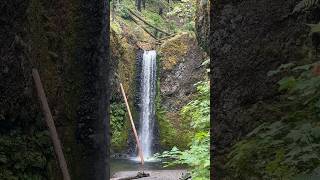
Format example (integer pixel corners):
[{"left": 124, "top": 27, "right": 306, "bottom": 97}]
[{"left": 110, "top": 158, "right": 185, "bottom": 177}]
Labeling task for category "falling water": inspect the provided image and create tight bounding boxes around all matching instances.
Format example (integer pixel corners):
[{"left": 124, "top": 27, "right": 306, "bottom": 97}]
[{"left": 139, "top": 50, "right": 157, "bottom": 159}]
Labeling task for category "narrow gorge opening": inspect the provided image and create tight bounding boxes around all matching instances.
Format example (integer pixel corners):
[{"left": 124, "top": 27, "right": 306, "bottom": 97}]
[{"left": 110, "top": 0, "right": 210, "bottom": 179}]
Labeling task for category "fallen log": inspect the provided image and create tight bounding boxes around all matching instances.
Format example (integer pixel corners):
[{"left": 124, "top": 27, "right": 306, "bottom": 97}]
[
  {"left": 129, "top": 14, "right": 159, "bottom": 40},
  {"left": 116, "top": 171, "right": 150, "bottom": 180},
  {"left": 127, "top": 8, "right": 171, "bottom": 36}
]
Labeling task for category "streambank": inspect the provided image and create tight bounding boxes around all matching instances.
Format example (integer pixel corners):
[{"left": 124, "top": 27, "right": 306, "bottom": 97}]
[
  {"left": 111, "top": 170, "right": 188, "bottom": 180},
  {"left": 110, "top": 158, "right": 187, "bottom": 178}
]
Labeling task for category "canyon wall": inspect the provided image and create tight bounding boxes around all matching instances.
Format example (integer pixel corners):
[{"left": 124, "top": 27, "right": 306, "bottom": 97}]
[
  {"left": 0, "top": 0, "right": 110, "bottom": 179},
  {"left": 209, "top": 0, "right": 319, "bottom": 178}
]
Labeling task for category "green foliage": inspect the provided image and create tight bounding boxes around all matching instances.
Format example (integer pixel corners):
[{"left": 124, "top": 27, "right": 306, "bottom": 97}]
[
  {"left": 155, "top": 76, "right": 191, "bottom": 149},
  {"left": 293, "top": 167, "right": 320, "bottom": 179},
  {"left": 293, "top": 0, "right": 319, "bottom": 13},
  {"left": 110, "top": 102, "right": 128, "bottom": 151},
  {"left": 226, "top": 62, "right": 320, "bottom": 179},
  {"left": 112, "top": 0, "right": 134, "bottom": 19},
  {"left": 308, "top": 23, "right": 320, "bottom": 34},
  {"left": 157, "top": 106, "right": 180, "bottom": 148},
  {"left": 181, "top": 81, "right": 210, "bottom": 130},
  {"left": 167, "top": 0, "right": 196, "bottom": 32},
  {"left": 142, "top": 11, "right": 166, "bottom": 27},
  {"left": 155, "top": 81, "right": 210, "bottom": 180},
  {"left": 0, "top": 130, "right": 52, "bottom": 180},
  {"left": 292, "top": 0, "right": 320, "bottom": 38}
]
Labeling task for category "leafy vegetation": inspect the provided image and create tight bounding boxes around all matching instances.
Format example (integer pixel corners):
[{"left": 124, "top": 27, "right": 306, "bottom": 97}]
[
  {"left": 111, "top": 0, "right": 197, "bottom": 37},
  {"left": 155, "top": 80, "right": 210, "bottom": 180},
  {"left": 226, "top": 62, "right": 320, "bottom": 179},
  {"left": 0, "top": 130, "right": 52, "bottom": 180},
  {"left": 293, "top": 0, "right": 319, "bottom": 13},
  {"left": 166, "top": 0, "right": 196, "bottom": 32},
  {"left": 110, "top": 103, "right": 128, "bottom": 151}
]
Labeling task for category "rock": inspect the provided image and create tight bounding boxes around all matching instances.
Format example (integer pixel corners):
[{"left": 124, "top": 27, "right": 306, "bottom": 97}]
[
  {"left": 210, "top": 0, "right": 319, "bottom": 178},
  {"left": 158, "top": 32, "right": 207, "bottom": 149},
  {"left": 112, "top": 170, "right": 188, "bottom": 180}
]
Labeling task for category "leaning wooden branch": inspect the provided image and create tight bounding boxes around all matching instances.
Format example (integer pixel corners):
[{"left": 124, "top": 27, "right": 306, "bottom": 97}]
[
  {"left": 32, "top": 69, "right": 71, "bottom": 180},
  {"left": 119, "top": 83, "right": 145, "bottom": 166},
  {"left": 127, "top": 8, "right": 172, "bottom": 36}
]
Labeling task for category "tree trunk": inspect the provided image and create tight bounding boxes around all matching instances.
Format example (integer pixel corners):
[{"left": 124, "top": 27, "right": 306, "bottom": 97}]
[
  {"left": 137, "top": 0, "right": 142, "bottom": 11},
  {"left": 142, "top": 0, "right": 146, "bottom": 9}
]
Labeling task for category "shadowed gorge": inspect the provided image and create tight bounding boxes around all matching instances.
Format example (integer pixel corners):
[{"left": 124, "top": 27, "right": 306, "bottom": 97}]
[
  {"left": 1, "top": 0, "right": 109, "bottom": 179},
  {"left": 110, "top": 0, "right": 210, "bottom": 179}
]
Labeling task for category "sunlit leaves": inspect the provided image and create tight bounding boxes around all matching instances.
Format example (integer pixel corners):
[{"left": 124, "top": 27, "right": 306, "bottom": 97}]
[
  {"left": 110, "top": 103, "right": 127, "bottom": 149},
  {"left": 155, "top": 80, "right": 210, "bottom": 179}
]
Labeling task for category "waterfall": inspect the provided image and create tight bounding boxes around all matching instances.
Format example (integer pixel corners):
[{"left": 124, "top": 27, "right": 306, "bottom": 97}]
[{"left": 139, "top": 50, "right": 157, "bottom": 159}]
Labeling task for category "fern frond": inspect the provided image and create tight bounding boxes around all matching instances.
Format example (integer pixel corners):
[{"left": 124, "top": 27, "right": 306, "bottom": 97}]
[
  {"left": 307, "top": 23, "right": 320, "bottom": 33},
  {"left": 293, "top": 0, "right": 319, "bottom": 13}
]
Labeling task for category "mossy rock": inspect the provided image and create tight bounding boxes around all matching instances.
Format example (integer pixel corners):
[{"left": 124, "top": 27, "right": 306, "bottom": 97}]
[{"left": 159, "top": 32, "right": 195, "bottom": 70}]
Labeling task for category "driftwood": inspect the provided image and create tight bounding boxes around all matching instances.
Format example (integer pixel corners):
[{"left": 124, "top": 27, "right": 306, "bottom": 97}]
[
  {"left": 119, "top": 83, "right": 145, "bottom": 166},
  {"left": 32, "top": 69, "right": 71, "bottom": 180},
  {"left": 127, "top": 8, "right": 171, "bottom": 36},
  {"left": 116, "top": 172, "right": 150, "bottom": 180}
]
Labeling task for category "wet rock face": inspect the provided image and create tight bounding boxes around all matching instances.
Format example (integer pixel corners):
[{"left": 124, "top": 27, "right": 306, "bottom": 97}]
[
  {"left": 159, "top": 32, "right": 207, "bottom": 129},
  {"left": 210, "top": 0, "right": 319, "bottom": 177}
]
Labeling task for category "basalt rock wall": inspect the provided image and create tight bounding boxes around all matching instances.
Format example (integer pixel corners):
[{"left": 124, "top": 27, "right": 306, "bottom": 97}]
[
  {"left": 209, "top": 0, "right": 319, "bottom": 178},
  {"left": 158, "top": 32, "right": 207, "bottom": 149}
]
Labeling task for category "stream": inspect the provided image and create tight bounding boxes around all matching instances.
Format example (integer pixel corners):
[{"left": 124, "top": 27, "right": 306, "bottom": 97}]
[{"left": 110, "top": 158, "right": 186, "bottom": 177}]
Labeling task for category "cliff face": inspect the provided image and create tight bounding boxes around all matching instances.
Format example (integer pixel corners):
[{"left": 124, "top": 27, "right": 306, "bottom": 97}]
[
  {"left": 110, "top": 28, "right": 139, "bottom": 154},
  {"left": 158, "top": 32, "right": 207, "bottom": 149},
  {"left": 209, "top": 0, "right": 319, "bottom": 178},
  {"left": 1, "top": 0, "right": 110, "bottom": 179}
]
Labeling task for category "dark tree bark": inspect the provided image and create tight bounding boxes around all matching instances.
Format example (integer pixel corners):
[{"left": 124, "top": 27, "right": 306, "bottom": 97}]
[
  {"left": 137, "top": 0, "right": 142, "bottom": 11},
  {"left": 142, "top": 0, "right": 146, "bottom": 9},
  {"left": 159, "top": 7, "right": 163, "bottom": 16},
  {"left": 0, "top": 0, "right": 111, "bottom": 179},
  {"left": 210, "top": 0, "right": 318, "bottom": 179},
  {"left": 75, "top": 0, "right": 110, "bottom": 179}
]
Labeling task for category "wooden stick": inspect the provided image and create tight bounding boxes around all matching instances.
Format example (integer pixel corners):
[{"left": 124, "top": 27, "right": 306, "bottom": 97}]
[
  {"left": 32, "top": 69, "right": 71, "bottom": 180},
  {"left": 119, "top": 83, "right": 145, "bottom": 166}
]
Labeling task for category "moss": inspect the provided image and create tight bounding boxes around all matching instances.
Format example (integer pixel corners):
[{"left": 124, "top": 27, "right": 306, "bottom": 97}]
[
  {"left": 157, "top": 109, "right": 192, "bottom": 149},
  {"left": 159, "top": 32, "right": 194, "bottom": 70},
  {"left": 155, "top": 55, "right": 192, "bottom": 150},
  {"left": 110, "top": 22, "right": 139, "bottom": 152}
]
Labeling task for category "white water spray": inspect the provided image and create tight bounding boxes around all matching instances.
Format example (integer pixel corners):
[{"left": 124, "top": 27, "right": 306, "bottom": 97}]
[{"left": 139, "top": 50, "right": 157, "bottom": 159}]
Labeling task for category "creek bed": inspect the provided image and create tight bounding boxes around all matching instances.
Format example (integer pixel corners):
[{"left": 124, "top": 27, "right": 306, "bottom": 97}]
[{"left": 110, "top": 158, "right": 187, "bottom": 178}]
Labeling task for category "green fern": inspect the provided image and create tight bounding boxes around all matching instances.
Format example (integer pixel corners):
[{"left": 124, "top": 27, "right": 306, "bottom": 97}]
[
  {"left": 226, "top": 62, "right": 320, "bottom": 179},
  {"left": 308, "top": 23, "right": 320, "bottom": 33},
  {"left": 293, "top": 0, "right": 319, "bottom": 13}
]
